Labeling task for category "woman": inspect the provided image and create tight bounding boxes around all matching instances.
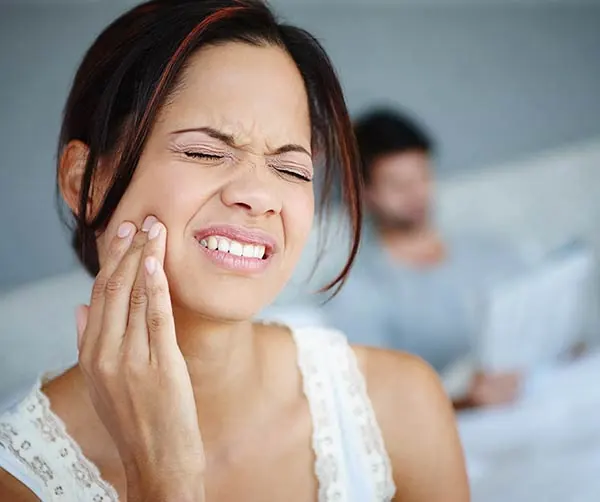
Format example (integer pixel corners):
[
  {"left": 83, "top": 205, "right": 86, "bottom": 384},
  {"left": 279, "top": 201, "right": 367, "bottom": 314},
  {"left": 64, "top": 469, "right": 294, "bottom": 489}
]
[{"left": 0, "top": 1, "right": 468, "bottom": 500}]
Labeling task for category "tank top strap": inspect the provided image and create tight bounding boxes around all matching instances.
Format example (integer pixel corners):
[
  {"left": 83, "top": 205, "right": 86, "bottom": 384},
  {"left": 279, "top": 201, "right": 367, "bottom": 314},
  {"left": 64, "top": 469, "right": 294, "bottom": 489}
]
[{"left": 292, "top": 327, "right": 396, "bottom": 501}]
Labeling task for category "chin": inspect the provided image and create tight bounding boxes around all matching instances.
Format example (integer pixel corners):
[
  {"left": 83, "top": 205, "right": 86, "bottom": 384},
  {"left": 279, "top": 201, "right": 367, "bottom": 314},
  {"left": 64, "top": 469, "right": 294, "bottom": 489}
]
[
  {"left": 168, "top": 270, "right": 282, "bottom": 324},
  {"left": 163, "top": 238, "right": 297, "bottom": 323}
]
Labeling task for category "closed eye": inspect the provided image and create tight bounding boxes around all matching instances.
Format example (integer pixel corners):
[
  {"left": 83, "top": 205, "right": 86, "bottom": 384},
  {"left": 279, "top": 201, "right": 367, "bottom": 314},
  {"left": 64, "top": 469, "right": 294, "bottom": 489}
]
[
  {"left": 183, "top": 151, "right": 224, "bottom": 160},
  {"left": 277, "top": 168, "right": 312, "bottom": 182}
]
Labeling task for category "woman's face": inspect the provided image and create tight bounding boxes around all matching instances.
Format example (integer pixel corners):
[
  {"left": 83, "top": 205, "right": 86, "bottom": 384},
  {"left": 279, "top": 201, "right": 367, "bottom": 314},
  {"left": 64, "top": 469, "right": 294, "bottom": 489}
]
[{"left": 96, "top": 42, "right": 315, "bottom": 321}]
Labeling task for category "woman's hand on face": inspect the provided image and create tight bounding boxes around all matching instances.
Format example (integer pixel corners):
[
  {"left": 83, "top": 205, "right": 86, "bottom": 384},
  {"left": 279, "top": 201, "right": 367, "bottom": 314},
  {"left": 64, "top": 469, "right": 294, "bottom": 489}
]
[{"left": 76, "top": 216, "right": 205, "bottom": 502}]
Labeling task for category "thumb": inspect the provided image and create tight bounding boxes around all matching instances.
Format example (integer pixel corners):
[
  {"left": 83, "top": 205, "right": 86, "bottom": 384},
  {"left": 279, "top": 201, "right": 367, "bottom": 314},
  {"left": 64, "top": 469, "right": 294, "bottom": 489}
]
[{"left": 75, "top": 304, "right": 89, "bottom": 351}]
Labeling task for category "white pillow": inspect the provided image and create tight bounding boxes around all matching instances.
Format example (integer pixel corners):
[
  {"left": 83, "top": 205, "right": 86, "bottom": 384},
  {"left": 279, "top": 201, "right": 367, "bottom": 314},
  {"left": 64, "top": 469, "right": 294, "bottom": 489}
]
[{"left": 0, "top": 268, "right": 93, "bottom": 405}]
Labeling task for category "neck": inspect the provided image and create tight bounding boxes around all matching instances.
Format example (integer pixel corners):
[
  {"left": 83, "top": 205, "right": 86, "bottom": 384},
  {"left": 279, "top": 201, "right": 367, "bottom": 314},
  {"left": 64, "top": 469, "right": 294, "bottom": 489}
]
[
  {"left": 376, "top": 223, "right": 445, "bottom": 266},
  {"left": 172, "top": 307, "right": 264, "bottom": 443}
]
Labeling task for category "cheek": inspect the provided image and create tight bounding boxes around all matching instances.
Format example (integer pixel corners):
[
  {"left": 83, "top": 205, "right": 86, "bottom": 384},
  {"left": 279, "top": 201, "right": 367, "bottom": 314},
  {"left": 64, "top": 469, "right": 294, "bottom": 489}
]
[
  {"left": 116, "top": 165, "right": 215, "bottom": 230},
  {"left": 419, "top": 183, "right": 433, "bottom": 200},
  {"left": 282, "top": 186, "right": 314, "bottom": 257},
  {"left": 370, "top": 186, "right": 399, "bottom": 209},
  {"left": 96, "top": 166, "right": 214, "bottom": 262}
]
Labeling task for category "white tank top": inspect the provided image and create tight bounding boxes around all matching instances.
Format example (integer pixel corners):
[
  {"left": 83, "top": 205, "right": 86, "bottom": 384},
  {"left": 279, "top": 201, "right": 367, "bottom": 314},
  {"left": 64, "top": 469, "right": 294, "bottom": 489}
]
[{"left": 0, "top": 327, "right": 396, "bottom": 501}]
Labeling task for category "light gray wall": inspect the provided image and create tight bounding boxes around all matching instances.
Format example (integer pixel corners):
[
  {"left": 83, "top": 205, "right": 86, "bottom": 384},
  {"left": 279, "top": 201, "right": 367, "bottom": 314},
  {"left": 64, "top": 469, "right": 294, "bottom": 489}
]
[
  {"left": 1, "top": 2, "right": 599, "bottom": 291},
  {"left": 281, "top": 3, "right": 600, "bottom": 173}
]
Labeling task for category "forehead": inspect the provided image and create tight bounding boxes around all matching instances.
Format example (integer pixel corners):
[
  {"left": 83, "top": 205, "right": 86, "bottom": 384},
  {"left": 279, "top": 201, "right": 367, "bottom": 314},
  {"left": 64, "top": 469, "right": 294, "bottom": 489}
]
[
  {"left": 372, "top": 150, "right": 431, "bottom": 180},
  {"left": 157, "top": 41, "right": 311, "bottom": 148}
]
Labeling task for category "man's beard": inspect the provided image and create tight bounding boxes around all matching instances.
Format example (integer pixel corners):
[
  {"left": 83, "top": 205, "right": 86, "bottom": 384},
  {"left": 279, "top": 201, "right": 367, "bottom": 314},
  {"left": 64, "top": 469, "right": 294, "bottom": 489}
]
[
  {"left": 370, "top": 200, "right": 430, "bottom": 232},
  {"left": 373, "top": 212, "right": 424, "bottom": 233}
]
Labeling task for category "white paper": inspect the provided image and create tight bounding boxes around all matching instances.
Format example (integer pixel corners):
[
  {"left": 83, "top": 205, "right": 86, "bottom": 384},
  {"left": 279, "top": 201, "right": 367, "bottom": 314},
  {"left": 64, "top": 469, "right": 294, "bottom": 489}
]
[{"left": 476, "top": 247, "right": 594, "bottom": 372}]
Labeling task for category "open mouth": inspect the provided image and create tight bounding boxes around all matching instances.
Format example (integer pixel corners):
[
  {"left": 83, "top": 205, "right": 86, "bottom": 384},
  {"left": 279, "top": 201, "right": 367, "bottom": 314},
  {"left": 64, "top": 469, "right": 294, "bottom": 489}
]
[{"left": 195, "top": 235, "right": 270, "bottom": 260}]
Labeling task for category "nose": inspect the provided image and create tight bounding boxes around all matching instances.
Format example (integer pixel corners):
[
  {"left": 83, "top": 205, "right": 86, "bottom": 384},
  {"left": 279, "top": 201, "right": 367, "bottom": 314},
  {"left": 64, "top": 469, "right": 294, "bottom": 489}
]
[{"left": 219, "top": 163, "right": 283, "bottom": 217}]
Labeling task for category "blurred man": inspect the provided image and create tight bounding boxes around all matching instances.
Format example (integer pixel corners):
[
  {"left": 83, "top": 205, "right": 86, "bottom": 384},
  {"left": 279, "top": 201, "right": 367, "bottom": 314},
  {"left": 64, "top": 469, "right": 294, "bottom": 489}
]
[{"left": 322, "top": 108, "right": 524, "bottom": 408}]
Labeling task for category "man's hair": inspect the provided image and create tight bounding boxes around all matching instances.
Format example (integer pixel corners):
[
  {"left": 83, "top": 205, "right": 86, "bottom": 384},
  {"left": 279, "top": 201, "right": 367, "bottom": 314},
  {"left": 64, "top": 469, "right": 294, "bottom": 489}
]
[{"left": 354, "top": 108, "right": 434, "bottom": 184}]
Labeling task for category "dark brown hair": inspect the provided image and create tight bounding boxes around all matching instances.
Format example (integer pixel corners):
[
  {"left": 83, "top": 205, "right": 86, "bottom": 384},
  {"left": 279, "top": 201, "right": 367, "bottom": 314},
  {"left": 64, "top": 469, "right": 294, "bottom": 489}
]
[
  {"left": 354, "top": 108, "right": 434, "bottom": 185},
  {"left": 57, "top": 0, "right": 361, "bottom": 294}
]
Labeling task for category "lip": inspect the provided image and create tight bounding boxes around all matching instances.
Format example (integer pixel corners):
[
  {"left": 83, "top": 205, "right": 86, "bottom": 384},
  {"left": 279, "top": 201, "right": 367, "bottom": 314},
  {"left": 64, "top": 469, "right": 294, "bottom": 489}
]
[
  {"left": 194, "top": 224, "right": 278, "bottom": 255},
  {"left": 193, "top": 224, "right": 278, "bottom": 274}
]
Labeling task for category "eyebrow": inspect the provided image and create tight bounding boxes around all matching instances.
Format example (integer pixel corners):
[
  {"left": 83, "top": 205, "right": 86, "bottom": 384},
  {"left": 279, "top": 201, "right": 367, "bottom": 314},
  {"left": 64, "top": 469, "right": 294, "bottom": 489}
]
[{"left": 170, "top": 126, "right": 312, "bottom": 157}]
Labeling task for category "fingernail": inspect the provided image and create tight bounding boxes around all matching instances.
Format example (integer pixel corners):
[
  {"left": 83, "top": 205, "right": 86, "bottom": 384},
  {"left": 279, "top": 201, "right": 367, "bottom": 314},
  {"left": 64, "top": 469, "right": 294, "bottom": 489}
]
[
  {"left": 117, "top": 222, "right": 134, "bottom": 238},
  {"left": 145, "top": 256, "right": 157, "bottom": 275},
  {"left": 148, "top": 222, "right": 161, "bottom": 240},
  {"left": 142, "top": 215, "right": 158, "bottom": 232}
]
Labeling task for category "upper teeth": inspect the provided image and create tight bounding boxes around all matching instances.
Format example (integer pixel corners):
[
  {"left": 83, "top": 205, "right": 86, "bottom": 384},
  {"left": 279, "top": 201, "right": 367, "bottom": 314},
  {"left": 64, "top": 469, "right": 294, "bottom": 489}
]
[{"left": 199, "top": 236, "right": 266, "bottom": 259}]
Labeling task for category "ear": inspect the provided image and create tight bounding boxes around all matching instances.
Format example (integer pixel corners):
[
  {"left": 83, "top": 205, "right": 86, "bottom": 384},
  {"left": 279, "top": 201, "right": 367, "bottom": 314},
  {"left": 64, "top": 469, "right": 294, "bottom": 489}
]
[{"left": 58, "top": 140, "right": 90, "bottom": 216}]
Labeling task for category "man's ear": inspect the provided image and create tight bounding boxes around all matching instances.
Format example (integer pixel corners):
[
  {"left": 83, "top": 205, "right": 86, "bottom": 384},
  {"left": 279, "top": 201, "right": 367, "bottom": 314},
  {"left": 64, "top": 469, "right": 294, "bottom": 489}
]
[{"left": 58, "top": 140, "right": 90, "bottom": 216}]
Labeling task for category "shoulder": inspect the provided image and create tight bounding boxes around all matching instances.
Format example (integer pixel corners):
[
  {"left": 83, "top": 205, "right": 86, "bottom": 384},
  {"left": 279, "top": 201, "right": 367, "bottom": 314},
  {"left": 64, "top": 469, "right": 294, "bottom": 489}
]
[
  {"left": 353, "top": 345, "right": 470, "bottom": 501},
  {"left": 28, "top": 366, "right": 112, "bottom": 467},
  {"left": 450, "top": 232, "right": 521, "bottom": 264},
  {"left": 0, "top": 368, "right": 119, "bottom": 501},
  {"left": 41, "top": 366, "right": 115, "bottom": 461},
  {"left": 0, "top": 469, "right": 39, "bottom": 502},
  {"left": 0, "top": 377, "right": 72, "bottom": 502},
  {"left": 353, "top": 345, "right": 452, "bottom": 440},
  {"left": 355, "top": 344, "right": 440, "bottom": 398},
  {"left": 0, "top": 385, "right": 41, "bottom": 502}
]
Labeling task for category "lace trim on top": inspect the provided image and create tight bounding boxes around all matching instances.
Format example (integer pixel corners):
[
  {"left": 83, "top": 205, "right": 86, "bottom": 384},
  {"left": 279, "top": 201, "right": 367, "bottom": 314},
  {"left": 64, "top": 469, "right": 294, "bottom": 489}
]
[
  {"left": 336, "top": 335, "right": 396, "bottom": 500},
  {"left": 294, "top": 328, "right": 350, "bottom": 501},
  {"left": 0, "top": 326, "right": 394, "bottom": 502},
  {"left": 0, "top": 381, "right": 119, "bottom": 502},
  {"left": 293, "top": 327, "right": 396, "bottom": 501}
]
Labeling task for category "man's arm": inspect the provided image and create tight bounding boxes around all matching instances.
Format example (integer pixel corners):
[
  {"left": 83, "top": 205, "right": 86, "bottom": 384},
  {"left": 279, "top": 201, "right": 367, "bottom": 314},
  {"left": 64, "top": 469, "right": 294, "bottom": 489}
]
[{"left": 453, "top": 371, "right": 521, "bottom": 410}]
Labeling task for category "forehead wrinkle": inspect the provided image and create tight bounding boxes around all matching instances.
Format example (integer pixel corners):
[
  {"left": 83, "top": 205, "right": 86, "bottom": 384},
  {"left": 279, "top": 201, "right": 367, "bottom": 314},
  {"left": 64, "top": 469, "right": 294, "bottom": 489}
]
[
  {"left": 207, "top": 116, "right": 308, "bottom": 158},
  {"left": 156, "top": 46, "right": 311, "bottom": 156}
]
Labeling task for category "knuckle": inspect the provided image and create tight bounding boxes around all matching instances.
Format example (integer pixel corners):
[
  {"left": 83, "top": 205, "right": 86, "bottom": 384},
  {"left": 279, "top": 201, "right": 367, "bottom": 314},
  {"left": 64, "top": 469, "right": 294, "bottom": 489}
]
[
  {"left": 147, "top": 310, "right": 168, "bottom": 332},
  {"left": 92, "top": 354, "right": 117, "bottom": 378},
  {"left": 105, "top": 274, "right": 128, "bottom": 297},
  {"left": 78, "top": 349, "right": 92, "bottom": 371},
  {"left": 129, "top": 285, "right": 148, "bottom": 309},
  {"left": 106, "top": 237, "right": 127, "bottom": 260},
  {"left": 146, "top": 280, "right": 166, "bottom": 298},
  {"left": 129, "top": 232, "right": 147, "bottom": 252},
  {"left": 91, "top": 276, "right": 108, "bottom": 301},
  {"left": 122, "top": 352, "right": 146, "bottom": 377}
]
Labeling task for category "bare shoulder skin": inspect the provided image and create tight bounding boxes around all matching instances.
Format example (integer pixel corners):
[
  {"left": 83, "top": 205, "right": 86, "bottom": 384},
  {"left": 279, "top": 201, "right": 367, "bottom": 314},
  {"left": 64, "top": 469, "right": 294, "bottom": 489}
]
[
  {"left": 0, "top": 469, "right": 39, "bottom": 502},
  {"left": 355, "top": 346, "right": 470, "bottom": 502}
]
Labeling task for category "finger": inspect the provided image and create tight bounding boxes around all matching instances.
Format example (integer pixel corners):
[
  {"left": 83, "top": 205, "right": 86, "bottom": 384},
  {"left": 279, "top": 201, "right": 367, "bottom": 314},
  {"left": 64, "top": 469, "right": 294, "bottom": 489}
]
[
  {"left": 125, "top": 218, "right": 167, "bottom": 359},
  {"left": 76, "top": 304, "right": 89, "bottom": 352},
  {"left": 80, "top": 221, "right": 136, "bottom": 355},
  {"left": 144, "top": 253, "right": 178, "bottom": 364},
  {"left": 97, "top": 228, "right": 151, "bottom": 358}
]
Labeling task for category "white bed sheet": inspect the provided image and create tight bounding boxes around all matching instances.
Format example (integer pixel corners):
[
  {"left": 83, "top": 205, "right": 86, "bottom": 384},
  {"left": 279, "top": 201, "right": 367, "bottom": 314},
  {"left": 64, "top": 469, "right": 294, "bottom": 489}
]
[{"left": 458, "top": 351, "right": 600, "bottom": 502}]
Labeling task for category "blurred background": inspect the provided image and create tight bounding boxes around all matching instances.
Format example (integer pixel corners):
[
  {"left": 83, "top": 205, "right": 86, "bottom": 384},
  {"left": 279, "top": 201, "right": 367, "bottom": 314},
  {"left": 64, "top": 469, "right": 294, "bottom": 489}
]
[
  {"left": 1, "top": 0, "right": 599, "bottom": 501},
  {"left": 1, "top": 0, "right": 600, "bottom": 290}
]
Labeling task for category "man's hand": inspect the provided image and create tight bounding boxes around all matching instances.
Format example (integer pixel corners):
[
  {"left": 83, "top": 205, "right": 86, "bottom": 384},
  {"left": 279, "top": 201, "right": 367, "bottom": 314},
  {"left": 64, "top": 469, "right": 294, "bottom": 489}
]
[{"left": 459, "top": 371, "right": 521, "bottom": 408}]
